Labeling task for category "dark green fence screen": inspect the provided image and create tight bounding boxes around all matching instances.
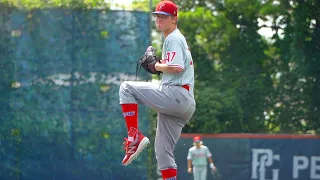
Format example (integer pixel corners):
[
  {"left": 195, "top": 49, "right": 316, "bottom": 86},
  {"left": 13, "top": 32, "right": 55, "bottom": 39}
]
[{"left": 0, "top": 8, "right": 151, "bottom": 180}]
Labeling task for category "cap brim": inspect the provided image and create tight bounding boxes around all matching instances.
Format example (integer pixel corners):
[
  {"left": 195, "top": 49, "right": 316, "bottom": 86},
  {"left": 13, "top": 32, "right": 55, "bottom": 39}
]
[
  {"left": 194, "top": 140, "right": 201, "bottom": 143},
  {"left": 152, "top": 11, "right": 172, "bottom": 16}
]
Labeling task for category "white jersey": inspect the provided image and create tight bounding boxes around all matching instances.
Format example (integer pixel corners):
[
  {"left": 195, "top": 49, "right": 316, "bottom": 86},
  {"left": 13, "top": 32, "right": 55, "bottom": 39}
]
[
  {"left": 187, "top": 145, "right": 212, "bottom": 166},
  {"left": 160, "top": 28, "right": 194, "bottom": 98}
]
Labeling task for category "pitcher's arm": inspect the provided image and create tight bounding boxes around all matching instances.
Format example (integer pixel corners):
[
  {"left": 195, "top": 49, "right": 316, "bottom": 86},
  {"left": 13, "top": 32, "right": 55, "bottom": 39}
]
[{"left": 155, "top": 62, "right": 183, "bottom": 74}]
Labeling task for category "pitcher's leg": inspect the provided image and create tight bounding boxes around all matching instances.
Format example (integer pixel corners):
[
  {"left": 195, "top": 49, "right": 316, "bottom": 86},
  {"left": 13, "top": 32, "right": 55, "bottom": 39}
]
[
  {"left": 119, "top": 81, "right": 160, "bottom": 166},
  {"left": 119, "top": 81, "right": 192, "bottom": 117},
  {"left": 155, "top": 112, "right": 186, "bottom": 179},
  {"left": 121, "top": 104, "right": 138, "bottom": 134},
  {"left": 155, "top": 113, "right": 184, "bottom": 169},
  {"left": 119, "top": 81, "right": 194, "bottom": 167}
]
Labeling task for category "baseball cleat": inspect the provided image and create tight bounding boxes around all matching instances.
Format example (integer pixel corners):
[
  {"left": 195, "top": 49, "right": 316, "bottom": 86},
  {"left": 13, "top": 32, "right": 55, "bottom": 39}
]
[{"left": 122, "top": 130, "right": 150, "bottom": 166}]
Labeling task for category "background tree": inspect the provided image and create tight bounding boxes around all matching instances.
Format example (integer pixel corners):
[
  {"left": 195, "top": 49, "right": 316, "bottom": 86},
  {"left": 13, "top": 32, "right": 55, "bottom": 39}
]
[{"left": 172, "top": 0, "right": 320, "bottom": 134}]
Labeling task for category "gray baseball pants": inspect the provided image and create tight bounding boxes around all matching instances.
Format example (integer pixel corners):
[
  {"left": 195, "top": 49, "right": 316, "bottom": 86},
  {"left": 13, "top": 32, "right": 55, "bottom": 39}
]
[{"left": 119, "top": 81, "right": 196, "bottom": 170}]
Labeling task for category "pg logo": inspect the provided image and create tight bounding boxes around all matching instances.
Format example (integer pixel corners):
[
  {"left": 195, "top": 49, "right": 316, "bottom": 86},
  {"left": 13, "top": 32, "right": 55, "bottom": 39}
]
[{"left": 251, "top": 149, "right": 280, "bottom": 180}]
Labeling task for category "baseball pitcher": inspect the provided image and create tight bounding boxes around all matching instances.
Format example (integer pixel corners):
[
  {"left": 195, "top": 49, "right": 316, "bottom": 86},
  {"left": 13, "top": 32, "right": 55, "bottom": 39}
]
[
  {"left": 187, "top": 136, "right": 216, "bottom": 180},
  {"left": 118, "top": 1, "right": 196, "bottom": 180}
]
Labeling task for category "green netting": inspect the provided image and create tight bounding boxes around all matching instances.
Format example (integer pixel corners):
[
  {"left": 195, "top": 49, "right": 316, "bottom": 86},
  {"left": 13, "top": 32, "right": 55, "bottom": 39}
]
[{"left": 0, "top": 8, "right": 151, "bottom": 180}]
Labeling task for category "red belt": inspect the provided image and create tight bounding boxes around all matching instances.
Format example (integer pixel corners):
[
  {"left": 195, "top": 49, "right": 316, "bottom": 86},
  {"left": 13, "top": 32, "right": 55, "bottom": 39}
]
[{"left": 182, "top": 85, "right": 190, "bottom": 91}]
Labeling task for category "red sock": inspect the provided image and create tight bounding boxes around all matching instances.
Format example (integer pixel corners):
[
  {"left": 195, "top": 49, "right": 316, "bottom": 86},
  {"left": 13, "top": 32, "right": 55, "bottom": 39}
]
[
  {"left": 161, "top": 169, "right": 177, "bottom": 180},
  {"left": 121, "top": 104, "right": 138, "bottom": 134}
]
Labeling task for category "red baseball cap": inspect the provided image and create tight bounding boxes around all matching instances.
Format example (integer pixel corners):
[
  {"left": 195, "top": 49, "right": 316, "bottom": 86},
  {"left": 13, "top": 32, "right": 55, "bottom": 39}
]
[
  {"left": 193, "top": 136, "right": 201, "bottom": 142},
  {"left": 152, "top": 1, "right": 178, "bottom": 16}
]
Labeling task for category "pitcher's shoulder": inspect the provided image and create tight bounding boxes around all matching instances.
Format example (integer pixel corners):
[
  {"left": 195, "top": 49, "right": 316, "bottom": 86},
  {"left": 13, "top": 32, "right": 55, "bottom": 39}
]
[{"left": 166, "top": 30, "right": 185, "bottom": 42}]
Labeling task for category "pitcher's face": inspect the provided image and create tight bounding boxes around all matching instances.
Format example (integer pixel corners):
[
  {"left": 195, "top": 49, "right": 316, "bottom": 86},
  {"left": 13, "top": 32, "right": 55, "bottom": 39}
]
[{"left": 155, "top": 14, "right": 176, "bottom": 31}]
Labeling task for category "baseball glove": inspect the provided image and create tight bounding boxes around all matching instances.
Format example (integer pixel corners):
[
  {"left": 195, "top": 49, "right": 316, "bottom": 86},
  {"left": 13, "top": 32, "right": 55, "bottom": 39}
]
[
  {"left": 211, "top": 168, "right": 222, "bottom": 179},
  {"left": 136, "top": 46, "right": 162, "bottom": 77}
]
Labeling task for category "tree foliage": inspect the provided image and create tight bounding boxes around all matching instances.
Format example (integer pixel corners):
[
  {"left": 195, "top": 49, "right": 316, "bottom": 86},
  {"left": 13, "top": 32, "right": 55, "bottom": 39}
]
[
  {"left": 127, "top": 0, "right": 319, "bottom": 134},
  {"left": 173, "top": 0, "right": 320, "bottom": 134},
  {"left": 0, "top": 0, "right": 109, "bottom": 9}
]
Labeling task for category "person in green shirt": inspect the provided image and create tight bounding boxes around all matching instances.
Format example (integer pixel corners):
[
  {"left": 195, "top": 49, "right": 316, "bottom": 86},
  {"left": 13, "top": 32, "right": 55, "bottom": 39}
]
[{"left": 187, "top": 136, "right": 216, "bottom": 180}]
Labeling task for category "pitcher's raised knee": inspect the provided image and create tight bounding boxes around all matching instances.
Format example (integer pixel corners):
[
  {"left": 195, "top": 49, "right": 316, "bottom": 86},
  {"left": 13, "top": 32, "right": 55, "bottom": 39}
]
[{"left": 119, "top": 81, "right": 137, "bottom": 104}]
